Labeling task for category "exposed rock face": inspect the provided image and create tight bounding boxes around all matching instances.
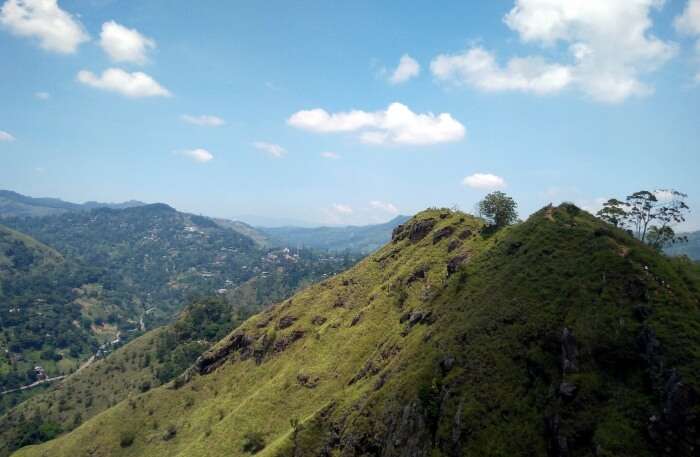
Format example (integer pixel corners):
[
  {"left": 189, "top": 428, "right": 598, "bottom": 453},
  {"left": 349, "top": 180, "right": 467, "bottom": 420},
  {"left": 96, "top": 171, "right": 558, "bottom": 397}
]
[
  {"left": 432, "top": 226, "right": 455, "bottom": 244},
  {"left": 447, "top": 239, "right": 461, "bottom": 253},
  {"left": 560, "top": 328, "right": 578, "bottom": 374},
  {"left": 311, "top": 315, "right": 327, "bottom": 326},
  {"left": 446, "top": 255, "right": 469, "bottom": 276},
  {"left": 196, "top": 333, "right": 252, "bottom": 375},
  {"left": 457, "top": 229, "right": 472, "bottom": 240},
  {"left": 277, "top": 315, "right": 297, "bottom": 329},
  {"left": 392, "top": 219, "right": 437, "bottom": 243},
  {"left": 545, "top": 415, "right": 570, "bottom": 457},
  {"left": 640, "top": 326, "right": 700, "bottom": 456}
]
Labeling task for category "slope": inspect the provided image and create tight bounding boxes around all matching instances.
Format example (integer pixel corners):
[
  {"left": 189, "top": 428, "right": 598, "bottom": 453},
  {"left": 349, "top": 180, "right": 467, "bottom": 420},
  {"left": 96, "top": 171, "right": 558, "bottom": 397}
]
[
  {"left": 13, "top": 205, "right": 700, "bottom": 457},
  {"left": 0, "top": 249, "right": 357, "bottom": 456}
]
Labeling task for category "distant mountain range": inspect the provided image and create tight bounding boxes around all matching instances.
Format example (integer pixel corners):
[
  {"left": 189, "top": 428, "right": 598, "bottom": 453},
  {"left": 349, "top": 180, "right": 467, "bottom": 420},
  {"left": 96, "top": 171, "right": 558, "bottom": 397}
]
[
  {"left": 1, "top": 191, "right": 408, "bottom": 255},
  {"left": 259, "top": 215, "right": 411, "bottom": 254},
  {"left": 0, "top": 190, "right": 146, "bottom": 219},
  {"left": 665, "top": 230, "right": 700, "bottom": 260}
]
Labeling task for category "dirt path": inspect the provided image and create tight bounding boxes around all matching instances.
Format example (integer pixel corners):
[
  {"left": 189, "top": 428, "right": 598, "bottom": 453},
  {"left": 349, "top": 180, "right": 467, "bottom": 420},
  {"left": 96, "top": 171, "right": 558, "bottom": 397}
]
[{"left": 0, "top": 376, "right": 66, "bottom": 396}]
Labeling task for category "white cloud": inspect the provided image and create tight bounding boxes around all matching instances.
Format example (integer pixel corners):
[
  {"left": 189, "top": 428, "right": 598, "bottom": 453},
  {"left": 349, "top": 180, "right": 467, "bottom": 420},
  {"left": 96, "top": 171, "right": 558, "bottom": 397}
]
[
  {"left": 77, "top": 68, "right": 171, "bottom": 98},
  {"left": 431, "top": 47, "right": 573, "bottom": 95},
  {"left": 181, "top": 114, "right": 225, "bottom": 127},
  {"left": 34, "top": 91, "right": 49, "bottom": 100},
  {"left": 320, "top": 151, "right": 340, "bottom": 159},
  {"left": 676, "top": 0, "right": 700, "bottom": 82},
  {"left": 0, "top": 130, "right": 15, "bottom": 141},
  {"left": 369, "top": 200, "right": 399, "bottom": 214},
  {"left": 178, "top": 148, "right": 213, "bottom": 163},
  {"left": 675, "top": 0, "right": 700, "bottom": 36},
  {"left": 0, "top": 0, "right": 88, "bottom": 53},
  {"left": 332, "top": 203, "right": 353, "bottom": 214},
  {"left": 432, "top": 0, "right": 677, "bottom": 103},
  {"left": 99, "top": 21, "right": 155, "bottom": 64},
  {"left": 389, "top": 54, "right": 420, "bottom": 84},
  {"left": 253, "top": 141, "right": 287, "bottom": 158},
  {"left": 288, "top": 102, "right": 465, "bottom": 146},
  {"left": 462, "top": 173, "right": 506, "bottom": 190}
]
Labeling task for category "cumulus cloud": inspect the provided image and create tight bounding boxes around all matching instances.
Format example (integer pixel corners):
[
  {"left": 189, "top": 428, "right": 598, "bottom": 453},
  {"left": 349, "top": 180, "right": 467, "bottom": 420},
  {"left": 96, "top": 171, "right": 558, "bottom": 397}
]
[
  {"left": 0, "top": 130, "right": 15, "bottom": 141},
  {"left": 462, "top": 173, "right": 506, "bottom": 190},
  {"left": 332, "top": 203, "right": 353, "bottom": 214},
  {"left": 432, "top": 0, "right": 677, "bottom": 103},
  {"left": 178, "top": 148, "right": 213, "bottom": 163},
  {"left": 253, "top": 141, "right": 287, "bottom": 158},
  {"left": 0, "top": 0, "right": 89, "bottom": 53},
  {"left": 181, "top": 114, "right": 225, "bottom": 127},
  {"left": 34, "top": 91, "right": 49, "bottom": 100},
  {"left": 287, "top": 102, "right": 465, "bottom": 146},
  {"left": 388, "top": 54, "right": 420, "bottom": 84},
  {"left": 676, "top": 0, "right": 700, "bottom": 81},
  {"left": 320, "top": 151, "right": 340, "bottom": 159},
  {"left": 99, "top": 21, "right": 155, "bottom": 64},
  {"left": 676, "top": 0, "right": 700, "bottom": 36},
  {"left": 370, "top": 200, "right": 399, "bottom": 214},
  {"left": 77, "top": 68, "right": 171, "bottom": 98},
  {"left": 431, "top": 47, "right": 572, "bottom": 95}
]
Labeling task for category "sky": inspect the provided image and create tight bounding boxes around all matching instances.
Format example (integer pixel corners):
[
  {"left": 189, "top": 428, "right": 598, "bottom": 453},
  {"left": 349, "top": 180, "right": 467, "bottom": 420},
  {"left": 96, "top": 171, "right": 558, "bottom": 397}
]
[{"left": 1, "top": 0, "right": 699, "bottom": 228}]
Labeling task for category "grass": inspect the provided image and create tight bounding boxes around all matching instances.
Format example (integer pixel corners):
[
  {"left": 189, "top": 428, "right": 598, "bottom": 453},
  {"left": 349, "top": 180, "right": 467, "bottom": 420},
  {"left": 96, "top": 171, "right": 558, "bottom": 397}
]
[{"left": 12, "top": 205, "right": 700, "bottom": 457}]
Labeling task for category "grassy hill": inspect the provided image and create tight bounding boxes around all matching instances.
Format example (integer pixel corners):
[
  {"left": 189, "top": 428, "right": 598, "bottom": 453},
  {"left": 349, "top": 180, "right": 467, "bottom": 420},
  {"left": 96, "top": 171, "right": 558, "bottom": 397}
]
[
  {"left": 0, "top": 205, "right": 359, "bottom": 413},
  {"left": 12, "top": 205, "right": 700, "bottom": 456},
  {"left": 0, "top": 249, "right": 358, "bottom": 457},
  {"left": 261, "top": 215, "right": 411, "bottom": 254}
]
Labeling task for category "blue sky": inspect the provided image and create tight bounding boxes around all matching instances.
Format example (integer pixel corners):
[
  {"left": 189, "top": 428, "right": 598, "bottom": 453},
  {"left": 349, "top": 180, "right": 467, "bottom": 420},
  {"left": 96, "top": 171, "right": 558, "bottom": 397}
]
[{"left": 1, "top": 0, "right": 699, "bottom": 228}]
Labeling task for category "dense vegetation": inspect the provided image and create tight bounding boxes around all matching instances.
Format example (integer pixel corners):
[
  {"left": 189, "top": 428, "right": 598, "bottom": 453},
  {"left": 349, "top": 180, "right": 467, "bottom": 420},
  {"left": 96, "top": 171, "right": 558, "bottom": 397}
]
[
  {"left": 0, "top": 245, "right": 358, "bottom": 456},
  {"left": 260, "top": 215, "right": 410, "bottom": 253},
  {"left": 13, "top": 205, "right": 700, "bottom": 456},
  {"left": 0, "top": 204, "right": 359, "bottom": 416}
]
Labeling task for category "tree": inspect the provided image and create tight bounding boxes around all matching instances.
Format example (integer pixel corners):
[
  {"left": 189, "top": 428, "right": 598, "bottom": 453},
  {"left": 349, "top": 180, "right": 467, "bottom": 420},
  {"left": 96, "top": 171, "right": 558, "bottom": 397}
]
[
  {"left": 478, "top": 191, "right": 518, "bottom": 228},
  {"left": 596, "top": 189, "right": 690, "bottom": 250},
  {"left": 596, "top": 198, "right": 628, "bottom": 227}
]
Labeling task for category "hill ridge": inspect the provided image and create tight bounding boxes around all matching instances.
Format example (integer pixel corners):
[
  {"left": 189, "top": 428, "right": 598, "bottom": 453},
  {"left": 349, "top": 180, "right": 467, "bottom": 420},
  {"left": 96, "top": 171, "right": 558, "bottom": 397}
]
[{"left": 12, "top": 205, "right": 700, "bottom": 457}]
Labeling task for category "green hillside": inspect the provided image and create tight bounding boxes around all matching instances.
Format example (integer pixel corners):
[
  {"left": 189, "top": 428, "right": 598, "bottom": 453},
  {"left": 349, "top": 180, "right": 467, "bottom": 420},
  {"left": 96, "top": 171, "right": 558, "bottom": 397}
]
[
  {"left": 13, "top": 205, "right": 700, "bottom": 457},
  {"left": 0, "top": 250, "right": 357, "bottom": 456}
]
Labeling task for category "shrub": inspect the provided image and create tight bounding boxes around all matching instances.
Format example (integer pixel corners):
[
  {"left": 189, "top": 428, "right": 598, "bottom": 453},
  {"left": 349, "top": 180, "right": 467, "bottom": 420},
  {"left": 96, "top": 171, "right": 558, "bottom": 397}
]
[
  {"left": 241, "top": 431, "right": 265, "bottom": 454},
  {"left": 119, "top": 431, "right": 135, "bottom": 448}
]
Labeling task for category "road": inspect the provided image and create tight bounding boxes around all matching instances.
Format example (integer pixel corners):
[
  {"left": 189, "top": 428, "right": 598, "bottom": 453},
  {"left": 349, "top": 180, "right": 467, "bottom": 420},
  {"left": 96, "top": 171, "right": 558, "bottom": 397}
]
[{"left": 0, "top": 375, "right": 66, "bottom": 396}]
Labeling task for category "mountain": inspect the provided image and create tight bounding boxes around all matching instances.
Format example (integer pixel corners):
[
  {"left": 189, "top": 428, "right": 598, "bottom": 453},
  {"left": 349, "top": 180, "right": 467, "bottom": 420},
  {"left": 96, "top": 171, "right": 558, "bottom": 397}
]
[
  {"left": 0, "top": 250, "right": 352, "bottom": 457},
  {"left": 0, "top": 205, "right": 360, "bottom": 413},
  {"left": 666, "top": 230, "right": 700, "bottom": 260},
  {"left": 0, "top": 224, "right": 99, "bottom": 407},
  {"left": 261, "top": 215, "right": 411, "bottom": 254},
  {"left": 12, "top": 205, "right": 700, "bottom": 457},
  {"left": 0, "top": 190, "right": 146, "bottom": 219}
]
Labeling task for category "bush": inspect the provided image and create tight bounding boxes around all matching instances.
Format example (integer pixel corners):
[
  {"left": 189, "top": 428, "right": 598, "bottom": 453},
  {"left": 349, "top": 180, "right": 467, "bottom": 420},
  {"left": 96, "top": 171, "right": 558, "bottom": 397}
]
[
  {"left": 119, "top": 431, "right": 135, "bottom": 448},
  {"left": 241, "top": 431, "right": 265, "bottom": 454}
]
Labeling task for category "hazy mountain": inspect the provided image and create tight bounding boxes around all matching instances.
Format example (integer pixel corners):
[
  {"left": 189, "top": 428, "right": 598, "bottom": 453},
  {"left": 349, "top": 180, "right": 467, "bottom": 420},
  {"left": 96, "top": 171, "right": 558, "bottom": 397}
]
[
  {"left": 0, "top": 190, "right": 146, "bottom": 219},
  {"left": 261, "top": 215, "right": 411, "bottom": 254},
  {"left": 13, "top": 205, "right": 700, "bottom": 457},
  {"left": 666, "top": 230, "right": 700, "bottom": 260}
]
